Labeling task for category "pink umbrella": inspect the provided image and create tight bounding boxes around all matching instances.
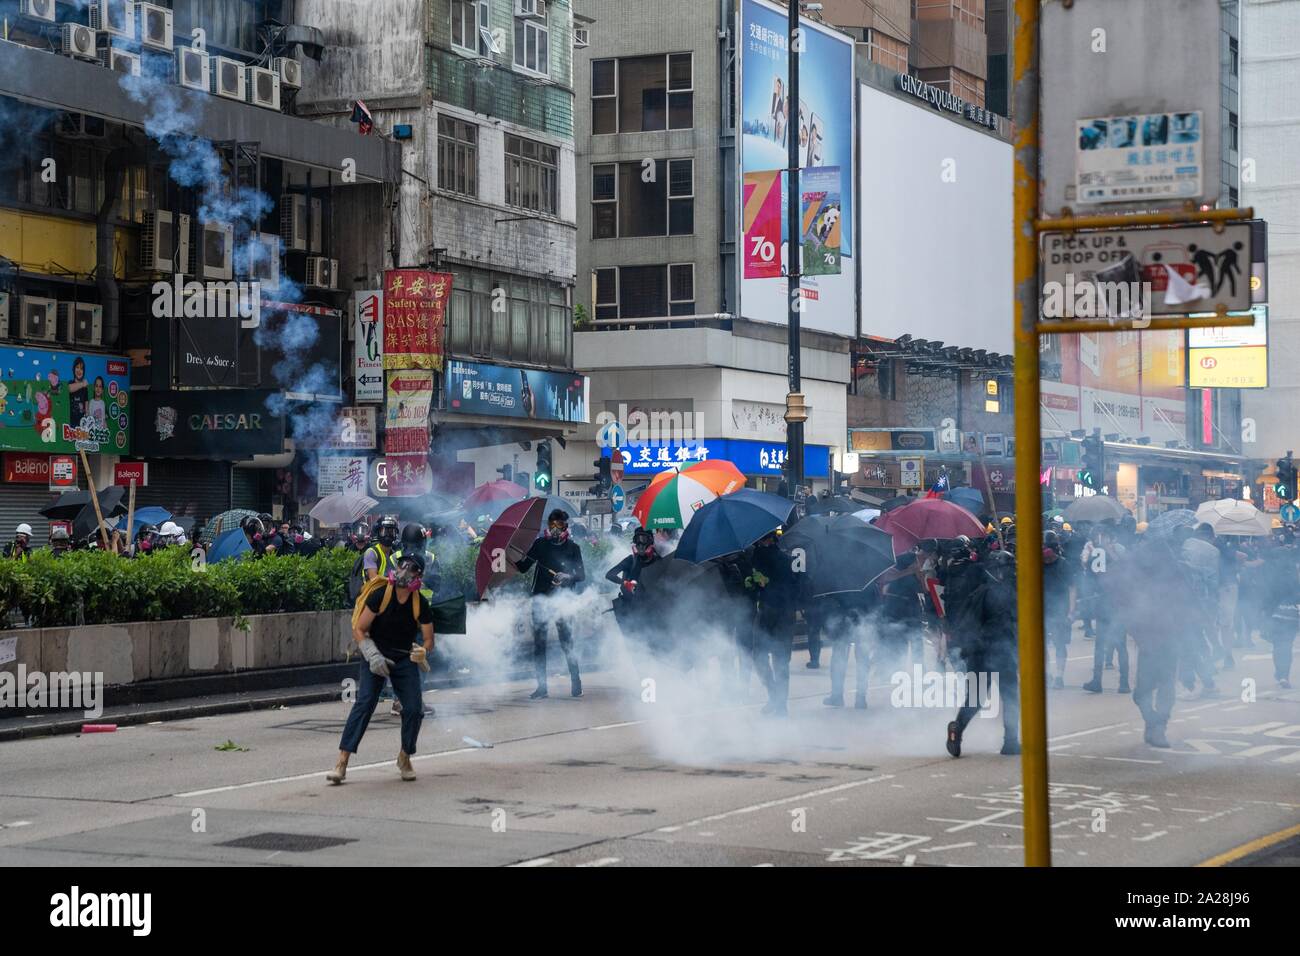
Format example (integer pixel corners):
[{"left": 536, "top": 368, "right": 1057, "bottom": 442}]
[
  {"left": 475, "top": 497, "right": 547, "bottom": 598},
  {"left": 463, "top": 479, "right": 528, "bottom": 514},
  {"left": 874, "top": 498, "right": 986, "bottom": 555}
]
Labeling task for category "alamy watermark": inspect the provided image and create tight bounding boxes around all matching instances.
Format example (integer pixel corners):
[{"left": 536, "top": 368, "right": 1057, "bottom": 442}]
[
  {"left": 1042, "top": 274, "right": 1152, "bottom": 328},
  {"left": 890, "top": 665, "right": 1001, "bottom": 718},
  {"left": 151, "top": 276, "right": 261, "bottom": 329},
  {"left": 1, "top": 665, "right": 104, "bottom": 719},
  {"left": 595, "top": 404, "right": 706, "bottom": 448}
]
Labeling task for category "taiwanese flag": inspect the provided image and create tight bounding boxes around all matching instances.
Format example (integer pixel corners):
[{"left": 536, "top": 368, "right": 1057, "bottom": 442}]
[
  {"left": 925, "top": 472, "right": 949, "bottom": 500},
  {"left": 350, "top": 99, "right": 374, "bottom": 136}
]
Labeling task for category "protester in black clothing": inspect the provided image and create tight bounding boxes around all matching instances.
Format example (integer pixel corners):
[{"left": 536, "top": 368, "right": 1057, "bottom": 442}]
[
  {"left": 946, "top": 549, "right": 1020, "bottom": 757},
  {"left": 751, "top": 531, "right": 799, "bottom": 717},
  {"left": 717, "top": 551, "right": 758, "bottom": 697},
  {"left": 241, "top": 516, "right": 268, "bottom": 558},
  {"left": 327, "top": 551, "right": 434, "bottom": 784},
  {"left": 1259, "top": 542, "right": 1298, "bottom": 688},
  {"left": 821, "top": 592, "right": 872, "bottom": 709},
  {"left": 515, "top": 510, "right": 586, "bottom": 699},
  {"left": 606, "top": 528, "right": 658, "bottom": 596}
]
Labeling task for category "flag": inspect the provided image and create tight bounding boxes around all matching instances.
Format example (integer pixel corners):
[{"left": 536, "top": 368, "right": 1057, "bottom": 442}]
[
  {"left": 350, "top": 99, "right": 374, "bottom": 136},
  {"left": 925, "top": 472, "right": 949, "bottom": 499}
]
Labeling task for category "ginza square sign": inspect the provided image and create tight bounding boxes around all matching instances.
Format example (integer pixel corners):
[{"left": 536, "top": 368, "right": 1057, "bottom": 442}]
[{"left": 383, "top": 269, "right": 451, "bottom": 371}]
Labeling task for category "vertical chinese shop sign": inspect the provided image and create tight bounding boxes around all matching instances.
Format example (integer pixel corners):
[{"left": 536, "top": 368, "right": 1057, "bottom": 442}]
[{"left": 382, "top": 270, "right": 451, "bottom": 371}]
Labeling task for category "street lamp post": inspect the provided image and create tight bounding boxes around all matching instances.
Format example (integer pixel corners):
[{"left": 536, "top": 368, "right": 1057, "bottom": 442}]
[{"left": 785, "top": 0, "right": 806, "bottom": 497}]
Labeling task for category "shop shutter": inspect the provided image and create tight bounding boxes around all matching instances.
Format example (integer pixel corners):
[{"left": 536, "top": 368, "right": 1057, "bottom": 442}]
[
  {"left": 132, "top": 460, "right": 232, "bottom": 525},
  {"left": 0, "top": 485, "right": 63, "bottom": 549},
  {"left": 230, "top": 467, "right": 264, "bottom": 511}
]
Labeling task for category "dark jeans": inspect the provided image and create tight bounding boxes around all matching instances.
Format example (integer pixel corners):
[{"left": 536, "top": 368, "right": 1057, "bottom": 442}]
[
  {"left": 756, "top": 607, "right": 794, "bottom": 707},
  {"left": 953, "top": 648, "right": 1019, "bottom": 744},
  {"left": 1091, "top": 616, "right": 1129, "bottom": 683},
  {"left": 339, "top": 657, "right": 424, "bottom": 756},
  {"left": 1265, "top": 617, "right": 1296, "bottom": 681},
  {"left": 1045, "top": 612, "right": 1070, "bottom": 678},
  {"left": 1179, "top": 629, "right": 1218, "bottom": 690},
  {"left": 1133, "top": 642, "right": 1178, "bottom": 730},
  {"left": 532, "top": 600, "right": 577, "bottom": 687},
  {"left": 829, "top": 634, "right": 870, "bottom": 700}
]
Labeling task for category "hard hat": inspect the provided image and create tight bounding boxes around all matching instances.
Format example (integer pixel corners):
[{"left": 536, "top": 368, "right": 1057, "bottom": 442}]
[
  {"left": 15, "top": 523, "right": 33, "bottom": 536},
  {"left": 1272, "top": 516, "right": 1283, "bottom": 529},
  {"left": 160, "top": 521, "right": 184, "bottom": 537},
  {"left": 1062, "top": 522, "right": 1073, "bottom": 533},
  {"left": 1000, "top": 516, "right": 1014, "bottom": 525}
]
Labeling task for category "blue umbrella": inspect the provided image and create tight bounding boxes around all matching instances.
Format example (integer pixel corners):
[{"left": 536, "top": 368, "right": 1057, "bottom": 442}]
[
  {"left": 1145, "top": 508, "right": 1197, "bottom": 541},
  {"left": 674, "top": 489, "right": 796, "bottom": 564},
  {"left": 944, "top": 487, "right": 986, "bottom": 516},
  {"left": 115, "top": 506, "right": 172, "bottom": 531},
  {"left": 208, "top": 527, "right": 251, "bottom": 563}
]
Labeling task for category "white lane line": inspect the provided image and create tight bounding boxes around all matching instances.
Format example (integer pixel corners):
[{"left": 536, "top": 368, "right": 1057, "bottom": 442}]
[
  {"left": 1133, "top": 830, "right": 1169, "bottom": 842},
  {"left": 577, "top": 857, "right": 621, "bottom": 867},
  {"left": 657, "top": 774, "right": 895, "bottom": 833},
  {"left": 1102, "top": 756, "right": 1163, "bottom": 765},
  {"left": 510, "top": 857, "right": 555, "bottom": 867},
  {"left": 1048, "top": 722, "right": 1130, "bottom": 743},
  {"left": 592, "top": 721, "right": 641, "bottom": 731},
  {"left": 0, "top": 821, "right": 33, "bottom": 830},
  {"left": 1183, "top": 701, "right": 1228, "bottom": 713},
  {"left": 174, "top": 747, "right": 479, "bottom": 798}
]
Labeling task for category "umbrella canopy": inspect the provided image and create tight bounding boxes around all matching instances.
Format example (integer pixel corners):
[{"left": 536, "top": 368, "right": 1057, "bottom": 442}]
[
  {"left": 463, "top": 479, "right": 528, "bottom": 514},
  {"left": 874, "top": 498, "right": 986, "bottom": 555},
  {"left": 202, "top": 509, "right": 261, "bottom": 544},
  {"left": 1043, "top": 508, "right": 1066, "bottom": 521},
  {"left": 614, "top": 556, "right": 728, "bottom": 665},
  {"left": 474, "top": 497, "right": 547, "bottom": 598},
  {"left": 851, "top": 507, "right": 882, "bottom": 523},
  {"left": 1194, "top": 499, "right": 1272, "bottom": 537},
  {"left": 804, "top": 495, "right": 861, "bottom": 516},
  {"left": 780, "top": 513, "right": 895, "bottom": 597},
  {"left": 879, "top": 495, "right": 916, "bottom": 513},
  {"left": 114, "top": 506, "right": 171, "bottom": 532},
  {"left": 632, "top": 459, "right": 746, "bottom": 530},
  {"left": 310, "top": 492, "right": 380, "bottom": 527},
  {"left": 1063, "top": 494, "right": 1128, "bottom": 524},
  {"left": 1144, "top": 508, "right": 1197, "bottom": 541},
  {"left": 208, "top": 527, "right": 251, "bottom": 563},
  {"left": 40, "top": 485, "right": 127, "bottom": 521},
  {"left": 944, "top": 487, "right": 986, "bottom": 516},
  {"left": 469, "top": 494, "right": 578, "bottom": 526},
  {"left": 674, "top": 489, "right": 796, "bottom": 564},
  {"left": 72, "top": 504, "right": 121, "bottom": 544}
]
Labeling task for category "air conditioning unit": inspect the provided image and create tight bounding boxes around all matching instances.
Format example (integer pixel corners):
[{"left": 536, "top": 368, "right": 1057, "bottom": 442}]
[
  {"left": 58, "top": 302, "right": 104, "bottom": 347},
  {"left": 60, "top": 24, "right": 99, "bottom": 61},
  {"left": 245, "top": 66, "right": 281, "bottom": 111},
  {"left": 137, "top": 3, "right": 172, "bottom": 52},
  {"left": 99, "top": 43, "right": 142, "bottom": 76},
  {"left": 304, "top": 256, "right": 337, "bottom": 290},
  {"left": 574, "top": 27, "right": 589, "bottom": 48},
  {"left": 210, "top": 56, "right": 246, "bottom": 102},
  {"left": 174, "top": 45, "right": 210, "bottom": 92},
  {"left": 90, "top": 0, "right": 135, "bottom": 41},
  {"left": 193, "top": 220, "right": 233, "bottom": 281},
  {"left": 280, "top": 194, "right": 307, "bottom": 252},
  {"left": 272, "top": 56, "right": 301, "bottom": 88},
  {"left": 59, "top": 112, "right": 107, "bottom": 139},
  {"left": 242, "top": 232, "right": 281, "bottom": 289},
  {"left": 18, "top": 0, "right": 56, "bottom": 24},
  {"left": 19, "top": 297, "right": 58, "bottom": 343},
  {"left": 515, "top": 0, "right": 546, "bottom": 19},
  {"left": 0, "top": 293, "right": 9, "bottom": 339},
  {"left": 141, "top": 210, "right": 191, "bottom": 274}
]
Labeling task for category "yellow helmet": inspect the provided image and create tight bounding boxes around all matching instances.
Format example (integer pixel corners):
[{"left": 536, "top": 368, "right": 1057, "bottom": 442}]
[
  {"left": 1272, "top": 516, "right": 1284, "bottom": 529},
  {"left": 1136, "top": 521, "right": 1149, "bottom": 533},
  {"left": 1062, "top": 522, "right": 1073, "bottom": 533},
  {"left": 1000, "top": 516, "right": 1014, "bottom": 525}
]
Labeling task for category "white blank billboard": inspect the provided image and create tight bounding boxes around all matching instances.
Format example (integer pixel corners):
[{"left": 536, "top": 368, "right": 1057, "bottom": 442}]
[{"left": 857, "top": 84, "right": 1013, "bottom": 353}]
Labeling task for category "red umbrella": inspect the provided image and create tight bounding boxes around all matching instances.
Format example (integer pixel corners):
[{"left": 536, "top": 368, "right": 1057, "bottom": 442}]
[
  {"left": 463, "top": 479, "right": 528, "bottom": 514},
  {"left": 874, "top": 498, "right": 986, "bottom": 554},
  {"left": 474, "top": 497, "right": 547, "bottom": 598}
]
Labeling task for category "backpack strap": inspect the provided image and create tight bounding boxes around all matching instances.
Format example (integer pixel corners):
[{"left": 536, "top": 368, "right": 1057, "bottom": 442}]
[{"left": 378, "top": 583, "right": 395, "bottom": 616}]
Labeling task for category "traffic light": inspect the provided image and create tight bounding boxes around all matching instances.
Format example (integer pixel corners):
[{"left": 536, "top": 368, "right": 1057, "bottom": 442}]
[
  {"left": 1275, "top": 453, "right": 1297, "bottom": 501},
  {"left": 591, "top": 456, "right": 612, "bottom": 495},
  {"left": 1079, "top": 431, "right": 1105, "bottom": 491},
  {"left": 496, "top": 463, "right": 513, "bottom": 484},
  {"left": 534, "top": 441, "right": 553, "bottom": 491}
]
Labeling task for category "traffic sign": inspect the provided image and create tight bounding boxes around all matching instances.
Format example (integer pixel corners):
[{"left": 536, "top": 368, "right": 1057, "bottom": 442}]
[
  {"left": 610, "top": 484, "right": 625, "bottom": 514},
  {"left": 1281, "top": 503, "right": 1300, "bottom": 524}
]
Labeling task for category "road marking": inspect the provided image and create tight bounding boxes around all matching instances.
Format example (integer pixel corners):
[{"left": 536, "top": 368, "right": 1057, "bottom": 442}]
[
  {"left": 1048, "top": 722, "right": 1129, "bottom": 742},
  {"left": 902, "top": 854, "right": 916, "bottom": 866},
  {"left": 592, "top": 721, "right": 641, "bottom": 731},
  {"left": 1101, "top": 756, "right": 1163, "bottom": 765},
  {"left": 657, "top": 774, "right": 895, "bottom": 833},
  {"left": 510, "top": 857, "right": 555, "bottom": 867},
  {"left": 1197, "top": 821, "right": 1300, "bottom": 867},
  {"left": 577, "top": 857, "right": 621, "bottom": 867},
  {"left": 0, "top": 821, "right": 32, "bottom": 830},
  {"left": 1133, "top": 830, "right": 1168, "bottom": 842}
]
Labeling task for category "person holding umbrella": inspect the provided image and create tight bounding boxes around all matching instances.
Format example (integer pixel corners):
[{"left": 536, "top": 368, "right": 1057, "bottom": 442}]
[{"left": 514, "top": 510, "right": 586, "bottom": 699}]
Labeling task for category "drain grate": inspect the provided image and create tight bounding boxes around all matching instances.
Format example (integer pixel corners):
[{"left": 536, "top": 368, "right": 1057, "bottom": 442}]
[{"left": 216, "top": 832, "right": 357, "bottom": 853}]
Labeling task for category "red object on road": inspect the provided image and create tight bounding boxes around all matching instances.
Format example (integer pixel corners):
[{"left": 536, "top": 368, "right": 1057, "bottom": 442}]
[
  {"left": 80, "top": 724, "right": 117, "bottom": 734},
  {"left": 874, "top": 498, "right": 986, "bottom": 554}
]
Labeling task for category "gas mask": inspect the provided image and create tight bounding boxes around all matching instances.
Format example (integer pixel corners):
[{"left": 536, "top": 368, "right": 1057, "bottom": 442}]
[
  {"left": 548, "top": 522, "right": 570, "bottom": 544},
  {"left": 390, "top": 560, "right": 423, "bottom": 591}
]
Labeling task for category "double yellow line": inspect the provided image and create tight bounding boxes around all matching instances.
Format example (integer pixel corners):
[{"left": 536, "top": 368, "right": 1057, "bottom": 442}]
[{"left": 1197, "top": 822, "right": 1300, "bottom": 867}]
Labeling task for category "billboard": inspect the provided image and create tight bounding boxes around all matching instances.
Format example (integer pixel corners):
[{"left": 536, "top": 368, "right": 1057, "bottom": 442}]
[
  {"left": 1189, "top": 306, "right": 1268, "bottom": 389},
  {"left": 1075, "top": 111, "right": 1205, "bottom": 204},
  {"left": 857, "top": 83, "right": 1013, "bottom": 352},
  {"left": 353, "top": 290, "right": 384, "bottom": 402},
  {"left": 615, "top": 438, "right": 830, "bottom": 478},
  {"left": 738, "top": 0, "right": 854, "bottom": 336},
  {"left": 0, "top": 347, "right": 131, "bottom": 454},
  {"left": 382, "top": 270, "right": 449, "bottom": 371},
  {"left": 132, "top": 389, "right": 285, "bottom": 458},
  {"left": 445, "top": 360, "right": 589, "bottom": 423}
]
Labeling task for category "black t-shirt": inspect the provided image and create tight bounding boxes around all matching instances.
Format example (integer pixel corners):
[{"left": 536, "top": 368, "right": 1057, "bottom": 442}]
[
  {"left": 517, "top": 537, "right": 585, "bottom": 596},
  {"left": 365, "top": 584, "right": 433, "bottom": 660},
  {"left": 606, "top": 553, "right": 654, "bottom": 586}
]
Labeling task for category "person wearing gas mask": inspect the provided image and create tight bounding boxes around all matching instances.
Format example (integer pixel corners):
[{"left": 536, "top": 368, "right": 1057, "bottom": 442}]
[
  {"left": 750, "top": 530, "right": 799, "bottom": 717},
  {"left": 242, "top": 516, "right": 269, "bottom": 558},
  {"left": 327, "top": 551, "right": 434, "bottom": 784},
  {"left": 133, "top": 524, "right": 161, "bottom": 558},
  {"left": 3, "top": 523, "right": 33, "bottom": 561},
  {"left": 267, "top": 520, "right": 299, "bottom": 557},
  {"left": 49, "top": 526, "right": 73, "bottom": 558},
  {"left": 946, "top": 548, "right": 1020, "bottom": 758},
  {"left": 1042, "top": 530, "right": 1082, "bottom": 691},
  {"left": 515, "top": 510, "right": 586, "bottom": 699},
  {"left": 606, "top": 528, "right": 658, "bottom": 595}
]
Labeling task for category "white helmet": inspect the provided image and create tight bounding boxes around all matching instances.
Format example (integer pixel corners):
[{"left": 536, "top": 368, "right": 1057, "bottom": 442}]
[
  {"left": 159, "top": 521, "right": 184, "bottom": 537},
  {"left": 15, "top": 523, "right": 32, "bottom": 537}
]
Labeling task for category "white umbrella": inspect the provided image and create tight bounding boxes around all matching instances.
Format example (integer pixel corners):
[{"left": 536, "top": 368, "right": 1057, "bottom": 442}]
[
  {"left": 1194, "top": 499, "right": 1272, "bottom": 537},
  {"left": 310, "top": 492, "right": 379, "bottom": 527},
  {"left": 851, "top": 508, "right": 882, "bottom": 524}
]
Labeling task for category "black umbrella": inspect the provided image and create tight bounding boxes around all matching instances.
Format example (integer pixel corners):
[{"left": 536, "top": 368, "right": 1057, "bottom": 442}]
[
  {"left": 616, "top": 556, "right": 727, "bottom": 665},
  {"left": 879, "top": 494, "right": 916, "bottom": 513},
  {"left": 805, "top": 495, "right": 860, "bottom": 515},
  {"left": 781, "top": 513, "right": 896, "bottom": 597},
  {"left": 72, "top": 505, "right": 121, "bottom": 544},
  {"left": 40, "top": 485, "right": 127, "bottom": 521}
]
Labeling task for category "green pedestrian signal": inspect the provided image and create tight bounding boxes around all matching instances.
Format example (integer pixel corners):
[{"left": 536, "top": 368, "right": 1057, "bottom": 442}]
[{"left": 534, "top": 441, "right": 553, "bottom": 491}]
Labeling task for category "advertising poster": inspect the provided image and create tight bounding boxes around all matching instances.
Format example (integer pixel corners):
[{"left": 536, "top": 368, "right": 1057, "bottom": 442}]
[
  {"left": 800, "top": 166, "right": 841, "bottom": 276},
  {"left": 739, "top": 0, "right": 854, "bottom": 336},
  {"left": 353, "top": 290, "right": 384, "bottom": 402},
  {"left": 317, "top": 455, "right": 369, "bottom": 496},
  {"left": 309, "top": 406, "right": 378, "bottom": 451},
  {"left": 384, "top": 455, "right": 431, "bottom": 498},
  {"left": 446, "top": 360, "right": 589, "bottom": 424},
  {"left": 1076, "top": 111, "right": 1203, "bottom": 204},
  {"left": 0, "top": 346, "right": 131, "bottom": 454},
  {"left": 385, "top": 370, "right": 432, "bottom": 455},
  {"left": 132, "top": 390, "right": 284, "bottom": 458},
  {"left": 1189, "top": 306, "right": 1268, "bottom": 389},
  {"left": 382, "top": 270, "right": 450, "bottom": 371}
]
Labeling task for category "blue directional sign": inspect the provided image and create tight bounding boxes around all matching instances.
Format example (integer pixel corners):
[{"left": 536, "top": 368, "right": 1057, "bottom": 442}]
[
  {"left": 610, "top": 485, "right": 625, "bottom": 514},
  {"left": 1280, "top": 503, "right": 1300, "bottom": 524}
]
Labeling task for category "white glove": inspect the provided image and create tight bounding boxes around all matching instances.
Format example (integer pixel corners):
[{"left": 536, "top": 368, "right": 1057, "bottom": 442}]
[
  {"left": 410, "top": 643, "right": 430, "bottom": 673},
  {"left": 553, "top": 571, "right": 573, "bottom": 585},
  {"left": 358, "top": 638, "right": 392, "bottom": 678}
]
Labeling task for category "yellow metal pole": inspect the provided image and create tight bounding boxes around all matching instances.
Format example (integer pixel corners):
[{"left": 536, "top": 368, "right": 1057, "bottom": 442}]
[
  {"left": 1012, "top": 0, "right": 1049, "bottom": 867},
  {"left": 1038, "top": 314, "right": 1258, "bottom": 335},
  {"left": 1036, "top": 206, "right": 1255, "bottom": 232}
]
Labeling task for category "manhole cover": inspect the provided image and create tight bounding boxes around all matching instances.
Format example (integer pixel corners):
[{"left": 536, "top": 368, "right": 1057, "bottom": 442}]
[{"left": 216, "top": 832, "right": 357, "bottom": 852}]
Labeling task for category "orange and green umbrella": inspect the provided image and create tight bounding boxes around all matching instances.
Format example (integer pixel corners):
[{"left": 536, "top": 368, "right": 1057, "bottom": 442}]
[{"left": 632, "top": 459, "right": 746, "bottom": 530}]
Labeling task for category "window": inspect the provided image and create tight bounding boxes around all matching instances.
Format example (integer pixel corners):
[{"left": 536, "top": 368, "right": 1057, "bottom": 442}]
[
  {"left": 505, "top": 135, "right": 558, "bottom": 215},
  {"left": 595, "top": 269, "right": 618, "bottom": 320},
  {"left": 438, "top": 116, "right": 478, "bottom": 196},
  {"left": 1229, "top": 112, "right": 1238, "bottom": 152},
  {"left": 1229, "top": 37, "right": 1239, "bottom": 77},
  {"left": 514, "top": 15, "right": 549, "bottom": 76},
  {"left": 593, "top": 54, "right": 693, "bottom": 134},
  {"left": 451, "top": 1, "right": 492, "bottom": 56},
  {"left": 592, "top": 264, "right": 694, "bottom": 319},
  {"left": 591, "top": 158, "right": 694, "bottom": 239},
  {"left": 669, "top": 263, "right": 695, "bottom": 315}
]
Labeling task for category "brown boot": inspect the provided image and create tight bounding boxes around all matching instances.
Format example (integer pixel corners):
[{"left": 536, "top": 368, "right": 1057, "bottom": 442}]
[
  {"left": 396, "top": 751, "right": 416, "bottom": 781},
  {"left": 325, "top": 755, "right": 349, "bottom": 785}
]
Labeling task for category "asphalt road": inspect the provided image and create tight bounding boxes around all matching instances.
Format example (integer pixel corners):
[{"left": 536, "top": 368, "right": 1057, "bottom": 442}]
[{"left": 0, "top": 640, "right": 1296, "bottom": 867}]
